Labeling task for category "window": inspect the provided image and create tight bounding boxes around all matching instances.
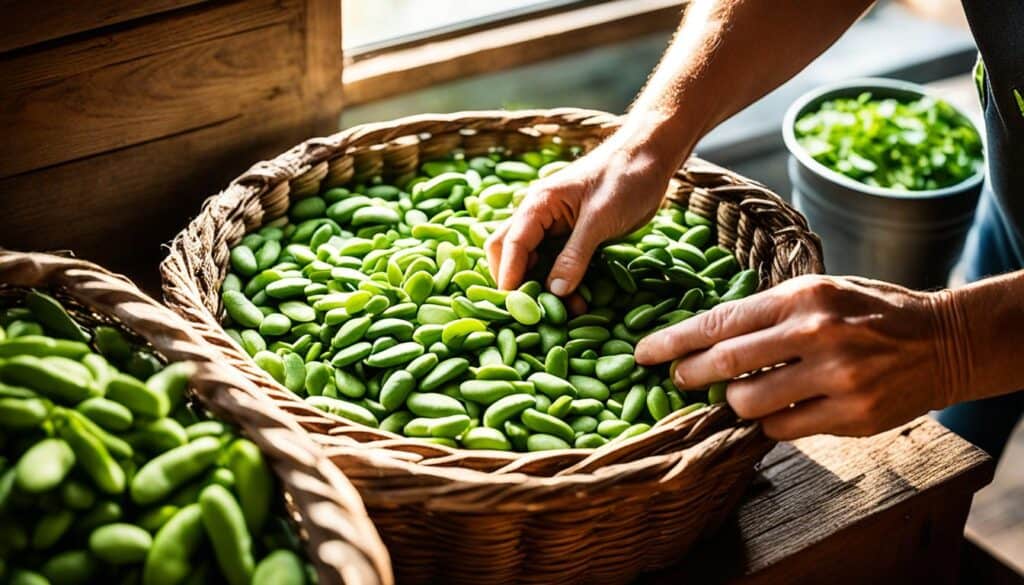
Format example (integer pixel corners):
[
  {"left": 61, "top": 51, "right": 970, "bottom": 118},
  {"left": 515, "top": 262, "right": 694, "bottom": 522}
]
[
  {"left": 341, "top": 0, "right": 687, "bottom": 106},
  {"left": 342, "top": 0, "right": 577, "bottom": 55},
  {"left": 340, "top": 1, "right": 978, "bottom": 199}
]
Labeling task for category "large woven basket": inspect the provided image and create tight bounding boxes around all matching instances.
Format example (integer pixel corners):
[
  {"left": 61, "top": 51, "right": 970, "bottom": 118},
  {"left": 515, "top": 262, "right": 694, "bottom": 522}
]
[
  {"left": 161, "top": 108, "right": 824, "bottom": 584},
  {"left": 0, "top": 250, "right": 393, "bottom": 585}
]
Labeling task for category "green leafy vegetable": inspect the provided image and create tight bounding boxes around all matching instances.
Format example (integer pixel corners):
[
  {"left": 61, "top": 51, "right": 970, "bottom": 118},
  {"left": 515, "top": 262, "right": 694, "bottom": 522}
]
[{"left": 794, "top": 91, "right": 984, "bottom": 191}]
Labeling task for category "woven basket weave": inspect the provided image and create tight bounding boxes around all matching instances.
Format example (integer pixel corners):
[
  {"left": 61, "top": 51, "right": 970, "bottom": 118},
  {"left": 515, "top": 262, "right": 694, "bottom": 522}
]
[
  {"left": 161, "top": 108, "right": 824, "bottom": 584},
  {"left": 0, "top": 250, "right": 393, "bottom": 585}
]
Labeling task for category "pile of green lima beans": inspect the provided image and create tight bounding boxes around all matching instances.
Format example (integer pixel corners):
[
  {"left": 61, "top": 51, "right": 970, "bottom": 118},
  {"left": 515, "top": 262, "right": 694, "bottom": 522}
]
[
  {"left": 0, "top": 291, "right": 311, "bottom": 585},
  {"left": 222, "top": 145, "right": 757, "bottom": 452}
]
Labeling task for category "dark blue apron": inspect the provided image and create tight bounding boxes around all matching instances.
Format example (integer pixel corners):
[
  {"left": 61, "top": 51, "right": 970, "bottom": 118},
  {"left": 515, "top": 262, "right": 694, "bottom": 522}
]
[{"left": 935, "top": 1, "right": 1024, "bottom": 460}]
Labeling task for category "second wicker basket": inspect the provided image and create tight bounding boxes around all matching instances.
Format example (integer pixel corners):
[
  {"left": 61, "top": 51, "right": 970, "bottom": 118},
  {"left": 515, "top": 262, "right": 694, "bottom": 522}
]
[{"left": 0, "top": 250, "right": 392, "bottom": 585}]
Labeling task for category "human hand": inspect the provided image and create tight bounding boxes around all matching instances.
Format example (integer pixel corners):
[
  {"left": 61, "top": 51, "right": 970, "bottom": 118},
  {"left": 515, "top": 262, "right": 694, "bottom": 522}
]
[
  {"left": 485, "top": 130, "right": 679, "bottom": 296},
  {"left": 635, "top": 275, "right": 969, "bottom": 440}
]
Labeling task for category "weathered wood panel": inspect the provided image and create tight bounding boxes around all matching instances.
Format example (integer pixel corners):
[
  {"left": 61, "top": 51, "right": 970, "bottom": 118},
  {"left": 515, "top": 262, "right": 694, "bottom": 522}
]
[
  {"left": 1, "top": 0, "right": 300, "bottom": 92},
  {"left": 1, "top": 21, "right": 303, "bottom": 177},
  {"left": 650, "top": 417, "right": 994, "bottom": 584},
  {"left": 0, "top": 0, "right": 342, "bottom": 290},
  {"left": 0, "top": 100, "right": 320, "bottom": 292},
  {"left": 302, "top": 0, "right": 343, "bottom": 110},
  {"left": 0, "top": 0, "right": 210, "bottom": 53}
]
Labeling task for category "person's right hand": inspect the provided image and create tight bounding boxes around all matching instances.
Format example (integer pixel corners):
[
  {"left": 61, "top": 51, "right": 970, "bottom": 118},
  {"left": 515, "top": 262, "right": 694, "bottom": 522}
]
[{"left": 485, "top": 132, "right": 679, "bottom": 296}]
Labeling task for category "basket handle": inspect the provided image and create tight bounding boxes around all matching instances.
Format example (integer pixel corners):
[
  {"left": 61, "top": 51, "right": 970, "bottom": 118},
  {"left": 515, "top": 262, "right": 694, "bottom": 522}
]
[{"left": 0, "top": 250, "right": 393, "bottom": 585}]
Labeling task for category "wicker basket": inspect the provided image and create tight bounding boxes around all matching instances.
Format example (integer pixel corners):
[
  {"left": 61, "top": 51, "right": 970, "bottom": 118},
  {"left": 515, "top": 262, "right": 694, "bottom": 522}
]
[
  {"left": 161, "top": 108, "right": 824, "bottom": 584},
  {"left": 0, "top": 250, "right": 393, "bottom": 585}
]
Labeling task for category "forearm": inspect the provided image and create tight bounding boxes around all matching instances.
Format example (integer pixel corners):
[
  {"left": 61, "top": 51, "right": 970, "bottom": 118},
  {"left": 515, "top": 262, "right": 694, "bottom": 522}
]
[
  {"left": 620, "top": 0, "right": 875, "bottom": 169},
  {"left": 940, "top": 270, "right": 1024, "bottom": 404}
]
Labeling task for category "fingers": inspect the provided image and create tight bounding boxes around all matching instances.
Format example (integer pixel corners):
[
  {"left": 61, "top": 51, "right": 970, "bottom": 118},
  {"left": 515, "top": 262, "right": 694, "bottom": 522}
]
[
  {"left": 668, "top": 325, "right": 803, "bottom": 389},
  {"left": 487, "top": 178, "right": 592, "bottom": 291},
  {"left": 758, "top": 396, "right": 863, "bottom": 441},
  {"left": 725, "top": 362, "right": 821, "bottom": 420},
  {"left": 546, "top": 214, "right": 605, "bottom": 296},
  {"left": 491, "top": 202, "right": 550, "bottom": 290},
  {"left": 485, "top": 222, "right": 509, "bottom": 283},
  {"left": 635, "top": 292, "right": 785, "bottom": 365}
]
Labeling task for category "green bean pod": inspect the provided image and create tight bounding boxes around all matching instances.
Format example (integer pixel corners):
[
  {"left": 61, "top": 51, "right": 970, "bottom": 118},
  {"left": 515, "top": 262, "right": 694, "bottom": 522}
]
[
  {"left": 15, "top": 438, "right": 75, "bottom": 493},
  {"left": 106, "top": 374, "right": 170, "bottom": 419},
  {"left": 41, "top": 550, "right": 96, "bottom": 585},
  {"left": 143, "top": 504, "right": 205, "bottom": 585},
  {"left": 483, "top": 394, "right": 535, "bottom": 428},
  {"left": 0, "top": 335, "right": 90, "bottom": 359},
  {"left": 0, "top": 355, "right": 96, "bottom": 403},
  {"left": 526, "top": 433, "right": 570, "bottom": 451},
  {"left": 252, "top": 549, "right": 306, "bottom": 585},
  {"left": 59, "top": 416, "right": 125, "bottom": 495},
  {"left": 145, "top": 362, "right": 195, "bottom": 413},
  {"left": 0, "top": 396, "right": 51, "bottom": 428},
  {"left": 226, "top": 439, "right": 273, "bottom": 533},
  {"left": 76, "top": 397, "right": 133, "bottom": 431},
  {"left": 520, "top": 408, "right": 574, "bottom": 443},
  {"left": 199, "top": 484, "right": 255, "bottom": 585},
  {"left": 25, "top": 291, "right": 91, "bottom": 343},
  {"left": 88, "top": 523, "right": 152, "bottom": 564},
  {"left": 130, "top": 436, "right": 221, "bottom": 506}
]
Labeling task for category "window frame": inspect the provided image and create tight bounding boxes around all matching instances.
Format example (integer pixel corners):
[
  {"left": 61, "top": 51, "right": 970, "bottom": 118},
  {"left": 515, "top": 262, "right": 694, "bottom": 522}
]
[
  {"left": 342, "top": 0, "right": 688, "bottom": 106},
  {"left": 344, "top": 0, "right": 605, "bottom": 59}
]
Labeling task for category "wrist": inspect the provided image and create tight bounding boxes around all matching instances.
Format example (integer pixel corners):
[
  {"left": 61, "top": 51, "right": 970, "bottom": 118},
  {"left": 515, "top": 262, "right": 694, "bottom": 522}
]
[
  {"left": 614, "top": 107, "right": 703, "bottom": 177},
  {"left": 937, "top": 271, "right": 1024, "bottom": 403},
  {"left": 927, "top": 288, "right": 974, "bottom": 409}
]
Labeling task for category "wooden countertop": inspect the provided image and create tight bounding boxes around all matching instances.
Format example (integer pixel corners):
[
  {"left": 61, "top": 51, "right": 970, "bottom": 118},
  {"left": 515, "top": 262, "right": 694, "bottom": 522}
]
[{"left": 651, "top": 416, "right": 994, "bottom": 584}]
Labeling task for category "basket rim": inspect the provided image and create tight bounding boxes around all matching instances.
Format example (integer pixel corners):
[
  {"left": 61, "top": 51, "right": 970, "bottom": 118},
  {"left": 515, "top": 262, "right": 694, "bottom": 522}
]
[
  {"left": 311, "top": 417, "right": 770, "bottom": 512},
  {"left": 160, "top": 107, "right": 823, "bottom": 497},
  {"left": 0, "top": 249, "right": 393, "bottom": 585}
]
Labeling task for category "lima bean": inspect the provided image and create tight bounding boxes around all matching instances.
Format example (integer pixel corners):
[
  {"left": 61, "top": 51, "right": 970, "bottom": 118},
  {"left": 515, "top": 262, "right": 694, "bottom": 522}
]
[
  {"left": 199, "top": 485, "right": 254, "bottom": 585},
  {"left": 220, "top": 151, "right": 761, "bottom": 451}
]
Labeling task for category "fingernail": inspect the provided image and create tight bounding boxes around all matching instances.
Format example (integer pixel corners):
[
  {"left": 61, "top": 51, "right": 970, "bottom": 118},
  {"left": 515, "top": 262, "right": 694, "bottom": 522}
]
[
  {"left": 671, "top": 359, "right": 685, "bottom": 387},
  {"left": 634, "top": 341, "right": 650, "bottom": 364},
  {"left": 549, "top": 278, "right": 570, "bottom": 296}
]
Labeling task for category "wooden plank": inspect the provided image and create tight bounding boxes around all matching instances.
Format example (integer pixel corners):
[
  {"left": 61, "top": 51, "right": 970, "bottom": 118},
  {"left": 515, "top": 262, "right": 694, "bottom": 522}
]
[
  {"left": 0, "top": 20, "right": 304, "bottom": 178},
  {"left": 1, "top": 0, "right": 300, "bottom": 91},
  {"left": 300, "top": 0, "right": 344, "bottom": 127},
  {"left": 661, "top": 476, "right": 977, "bottom": 584},
  {"left": 735, "top": 475, "right": 974, "bottom": 584},
  {"left": 649, "top": 417, "right": 994, "bottom": 583},
  {"left": 734, "top": 417, "right": 991, "bottom": 573},
  {"left": 0, "top": 0, "right": 210, "bottom": 53},
  {"left": 0, "top": 99, "right": 320, "bottom": 294},
  {"left": 342, "top": 0, "right": 688, "bottom": 106},
  {"left": 0, "top": 0, "right": 342, "bottom": 292}
]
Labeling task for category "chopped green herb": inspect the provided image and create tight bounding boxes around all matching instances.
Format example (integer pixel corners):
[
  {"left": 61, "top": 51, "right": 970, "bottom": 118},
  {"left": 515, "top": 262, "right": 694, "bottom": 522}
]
[{"left": 794, "top": 92, "right": 984, "bottom": 191}]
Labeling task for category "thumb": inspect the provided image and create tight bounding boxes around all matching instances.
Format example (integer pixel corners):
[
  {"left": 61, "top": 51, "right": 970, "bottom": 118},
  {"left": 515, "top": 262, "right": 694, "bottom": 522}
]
[{"left": 547, "top": 217, "right": 604, "bottom": 297}]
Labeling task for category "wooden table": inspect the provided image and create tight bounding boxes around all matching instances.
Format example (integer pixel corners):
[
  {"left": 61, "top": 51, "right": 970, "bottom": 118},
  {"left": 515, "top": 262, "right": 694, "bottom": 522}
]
[{"left": 651, "top": 416, "right": 994, "bottom": 584}]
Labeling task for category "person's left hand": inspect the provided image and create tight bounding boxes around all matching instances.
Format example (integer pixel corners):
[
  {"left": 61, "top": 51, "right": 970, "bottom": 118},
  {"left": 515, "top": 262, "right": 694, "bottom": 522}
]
[{"left": 635, "top": 274, "right": 969, "bottom": 440}]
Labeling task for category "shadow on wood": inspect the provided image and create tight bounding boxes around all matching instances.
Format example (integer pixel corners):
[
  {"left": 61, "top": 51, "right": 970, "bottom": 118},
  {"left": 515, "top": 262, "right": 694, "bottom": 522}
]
[{"left": 647, "top": 418, "right": 994, "bottom": 584}]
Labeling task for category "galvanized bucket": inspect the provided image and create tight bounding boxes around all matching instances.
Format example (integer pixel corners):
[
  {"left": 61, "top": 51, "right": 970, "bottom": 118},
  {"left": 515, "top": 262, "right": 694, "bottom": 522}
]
[{"left": 783, "top": 78, "right": 984, "bottom": 290}]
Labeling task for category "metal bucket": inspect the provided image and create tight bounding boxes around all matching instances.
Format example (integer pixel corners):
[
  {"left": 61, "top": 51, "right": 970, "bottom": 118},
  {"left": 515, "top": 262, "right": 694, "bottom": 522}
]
[{"left": 782, "top": 78, "right": 984, "bottom": 290}]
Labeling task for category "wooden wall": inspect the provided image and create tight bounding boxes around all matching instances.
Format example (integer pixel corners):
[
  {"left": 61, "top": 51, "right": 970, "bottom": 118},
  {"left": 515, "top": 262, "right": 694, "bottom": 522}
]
[{"left": 0, "top": 0, "right": 343, "bottom": 291}]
